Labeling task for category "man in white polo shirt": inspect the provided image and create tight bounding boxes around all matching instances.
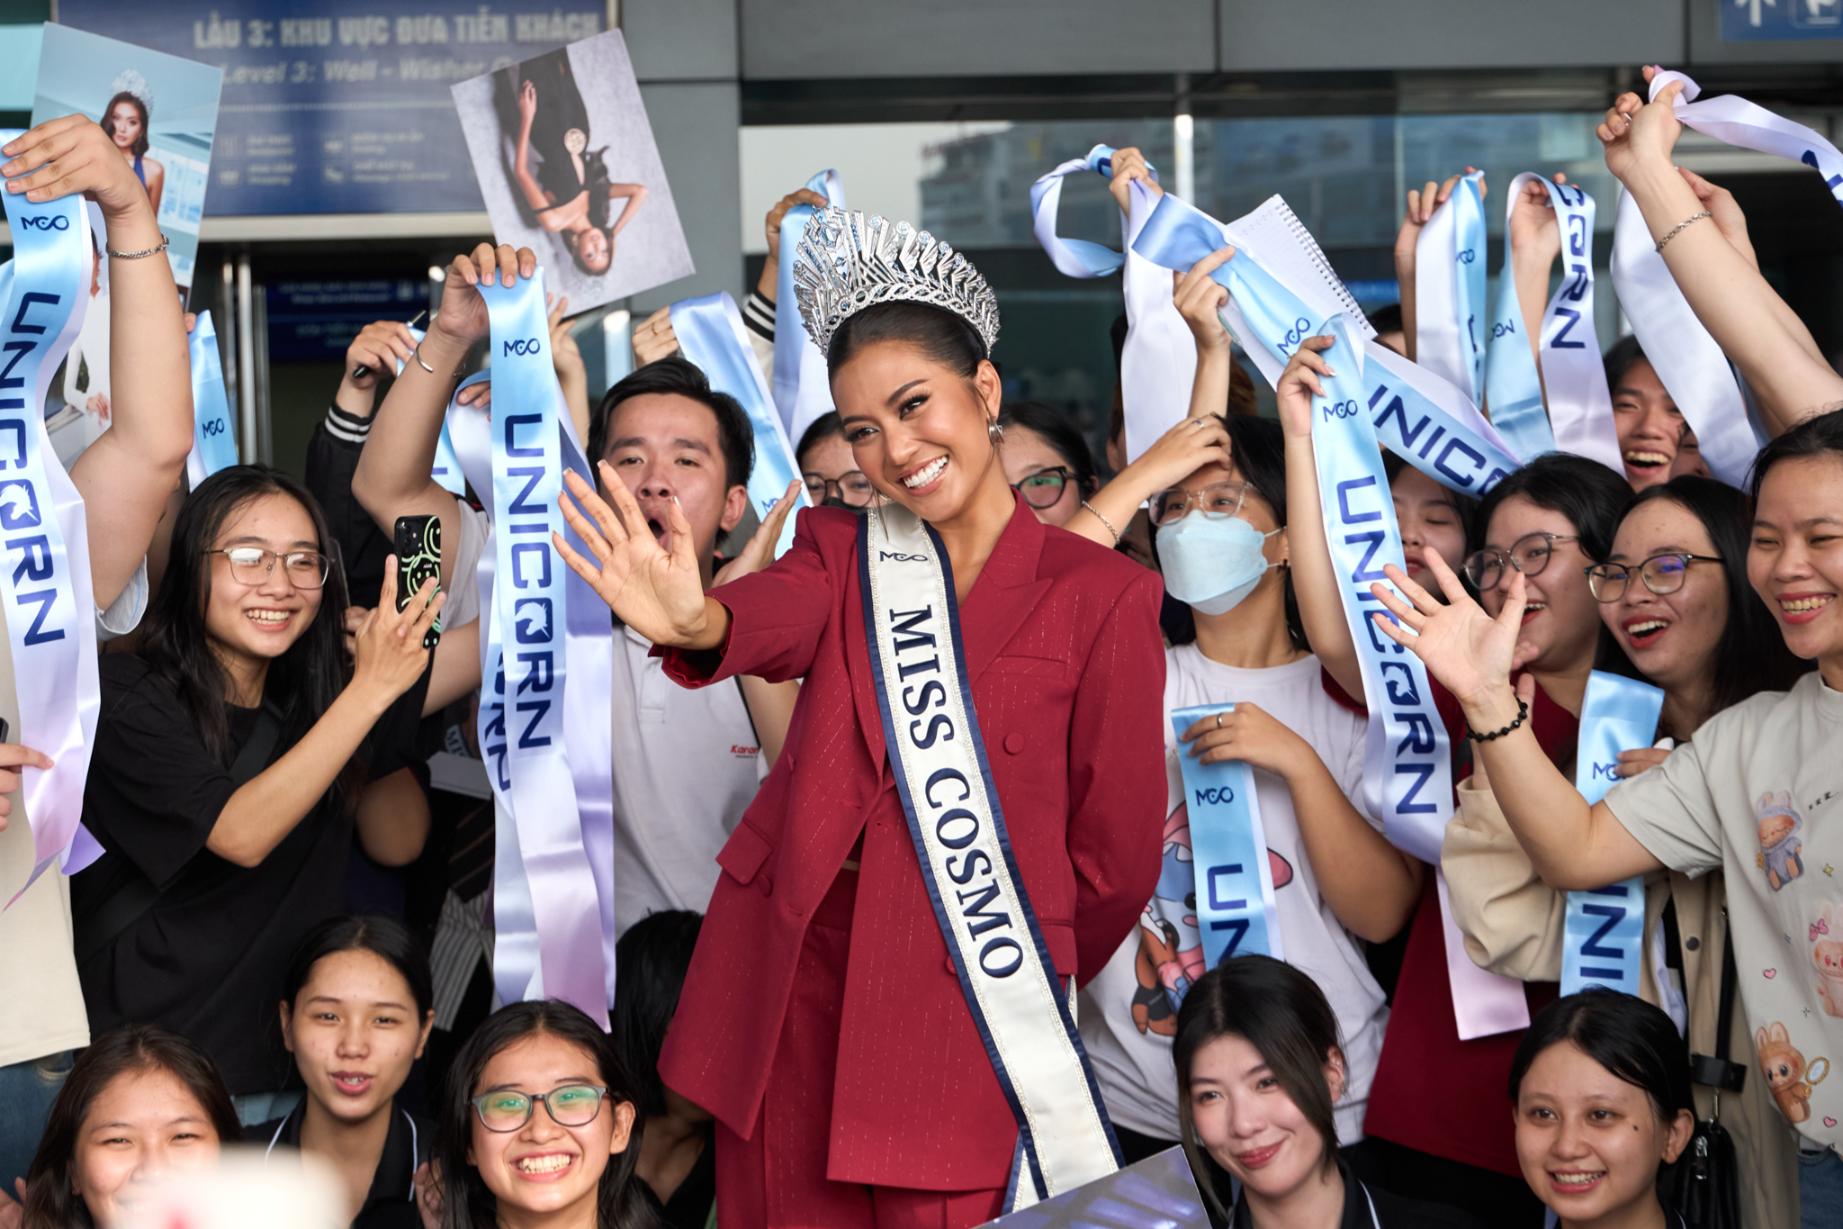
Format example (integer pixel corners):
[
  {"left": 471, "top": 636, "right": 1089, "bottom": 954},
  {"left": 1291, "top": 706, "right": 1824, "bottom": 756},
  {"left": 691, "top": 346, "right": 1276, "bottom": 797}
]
[{"left": 355, "top": 284, "right": 774, "bottom": 934}]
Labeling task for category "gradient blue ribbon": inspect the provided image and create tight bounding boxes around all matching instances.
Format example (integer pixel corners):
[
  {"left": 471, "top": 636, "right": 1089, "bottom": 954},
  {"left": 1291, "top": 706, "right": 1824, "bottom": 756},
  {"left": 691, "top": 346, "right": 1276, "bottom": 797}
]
[
  {"left": 475, "top": 270, "right": 609, "bottom": 1024},
  {"left": 1171, "top": 704, "right": 1283, "bottom": 965},
  {"left": 1304, "top": 318, "right": 1453, "bottom": 864},
  {"left": 0, "top": 137, "right": 104, "bottom": 894},
  {"left": 771, "top": 168, "right": 843, "bottom": 443},
  {"left": 1133, "top": 193, "right": 1518, "bottom": 496},
  {"left": 184, "top": 311, "right": 237, "bottom": 485},
  {"left": 669, "top": 291, "right": 807, "bottom": 557},
  {"left": 1481, "top": 220, "right": 1558, "bottom": 461},
  {"left": 1414, "top": 171, "right": 1487, "bottom": 400},
  {"left": 1561, "top": 672, "right": 1664, "bottom": 997},
  {"left": 1030, "top": 143, "right": 1127, "bottom": 277}
]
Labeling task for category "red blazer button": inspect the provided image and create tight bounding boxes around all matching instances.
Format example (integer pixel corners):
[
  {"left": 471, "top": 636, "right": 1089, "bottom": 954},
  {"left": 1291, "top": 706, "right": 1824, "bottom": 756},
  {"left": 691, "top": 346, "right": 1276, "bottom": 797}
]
[{"left": 1002, "top": 733, "right": 1024, "bottom": 754}]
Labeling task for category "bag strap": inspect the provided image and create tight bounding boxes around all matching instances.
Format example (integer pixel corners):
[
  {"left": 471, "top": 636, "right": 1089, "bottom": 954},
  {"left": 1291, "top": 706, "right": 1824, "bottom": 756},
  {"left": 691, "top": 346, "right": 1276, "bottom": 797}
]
[
  {"left": 1689, "top": 909, "right": 1748, "bottom": 1094},
  {"left": 77, "top": 704, "right": 286, "bottom": 964}
]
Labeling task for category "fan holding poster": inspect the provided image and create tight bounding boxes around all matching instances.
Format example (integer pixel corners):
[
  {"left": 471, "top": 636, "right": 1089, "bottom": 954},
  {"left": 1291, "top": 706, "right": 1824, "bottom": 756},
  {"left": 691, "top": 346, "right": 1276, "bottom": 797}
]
[{"left": 452, "top": 30, "right": 694, "bottom": 312}]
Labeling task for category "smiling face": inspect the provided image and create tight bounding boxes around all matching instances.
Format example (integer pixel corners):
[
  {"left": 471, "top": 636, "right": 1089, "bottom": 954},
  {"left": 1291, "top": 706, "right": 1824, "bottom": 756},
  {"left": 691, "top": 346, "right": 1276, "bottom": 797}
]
[
  {"left": 1479, "top": 495, "right": 1601, "bottom": 676},
  {"left": 599, "top": 392, "right": 747, "bottom": 567},
  {"left": 1514, "top": 1041, "right": 1691, "bottom": 1224},
  {"left": 1186, "top": 1033, "right": 1339, "bottom": 1205},
  {"left": 71, "top": 1068, "right": 223, "bottom": 1228},
  {"left": 1749, "top": 455, "right": 1843, "bottom": 675},
  {"left": 999, "top": 425, "right": 1083, "bottom": 527},
  {"left": 1391, "top": 465, "right": 1467, "bottom": 580},
  {"left": 467, "top": 1032, "right": 635, "bottom": 1222},
  {"left": 1600, "top": 498, "right": 1728, "bottom": 697},
  {"left": 106, "top": 100, "right": 144, "bottom": 152},
  {"left": 281, "top": 949, "right": 432, "bottom": 1130},
  {"left": 1611, "top": 358, "right": 1684, "bottom": 491},
  {"left": 834, "top": 340, "right": 1009, "bottom": 527},
  {"left": 203, "top": 493, "right": 325, "bottom": 672}
]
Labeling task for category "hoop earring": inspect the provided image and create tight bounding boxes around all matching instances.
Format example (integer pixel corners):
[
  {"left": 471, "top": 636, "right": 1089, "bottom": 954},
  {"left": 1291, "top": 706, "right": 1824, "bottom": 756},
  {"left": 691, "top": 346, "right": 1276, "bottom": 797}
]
[{"left": 988, "top": 418, "right": 1005, "bottom": 445}]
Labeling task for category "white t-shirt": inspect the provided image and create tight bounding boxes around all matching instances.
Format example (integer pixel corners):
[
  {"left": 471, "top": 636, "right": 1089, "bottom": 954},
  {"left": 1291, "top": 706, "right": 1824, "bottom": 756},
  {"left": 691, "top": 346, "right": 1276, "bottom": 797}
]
[
  {"left": 0, "top": 563, "right": 148, "bottom": 1068},
  {"left": 1078, "top": 646, "right": 1388, "bottom": 1145},
  {"left": 450, "top": 504, "right": 766, "bottom": 937},
  {"left": 1605, "top": 669, "right": 1843, "bottom": 1153}
]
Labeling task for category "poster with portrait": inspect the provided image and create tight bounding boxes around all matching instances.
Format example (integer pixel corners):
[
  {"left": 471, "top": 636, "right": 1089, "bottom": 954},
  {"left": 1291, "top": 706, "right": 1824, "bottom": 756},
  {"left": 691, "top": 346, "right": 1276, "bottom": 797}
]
[
  {"left": 452, "top": 29, "right": 694, "bottom": 313},
  {"left": 31, "top": 23, "right": 222, "bottom": 447}
]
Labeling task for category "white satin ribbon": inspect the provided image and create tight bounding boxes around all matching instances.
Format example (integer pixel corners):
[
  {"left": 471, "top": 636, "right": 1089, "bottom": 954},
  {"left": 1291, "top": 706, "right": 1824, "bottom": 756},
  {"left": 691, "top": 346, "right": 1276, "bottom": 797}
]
[{"left": 1413, "top": 171, "right": 1487, "bottom": 401}]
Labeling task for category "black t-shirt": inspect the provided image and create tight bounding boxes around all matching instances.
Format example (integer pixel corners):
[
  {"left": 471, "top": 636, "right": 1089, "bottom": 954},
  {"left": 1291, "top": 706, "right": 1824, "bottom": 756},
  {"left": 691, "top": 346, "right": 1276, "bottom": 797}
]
[
  {"left": 637, "top": 1129, "right": 715, "bottom": 1229},
  {"left": 73, "top": 654, "right": 425, "bottom": 1095},
  {"left": 248, "top": 1103, "right": 430, "bottom": 1229}
]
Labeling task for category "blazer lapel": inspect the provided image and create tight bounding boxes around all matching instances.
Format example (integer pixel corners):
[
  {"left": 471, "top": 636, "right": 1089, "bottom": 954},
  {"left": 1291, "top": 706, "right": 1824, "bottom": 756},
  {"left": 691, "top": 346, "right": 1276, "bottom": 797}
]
[
  {"left": 844, "top": 521, "right": 890, "bottom": 775},
  {"left": 959, "top": 496, "right": 1052, "bottom": 684}
]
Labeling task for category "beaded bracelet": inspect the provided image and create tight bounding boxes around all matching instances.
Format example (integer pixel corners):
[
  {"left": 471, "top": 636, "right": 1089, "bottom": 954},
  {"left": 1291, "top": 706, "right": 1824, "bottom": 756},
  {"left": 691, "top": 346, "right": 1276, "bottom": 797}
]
[{"left": 1466, "top": 698, "right": 1530, "bottom": 742}]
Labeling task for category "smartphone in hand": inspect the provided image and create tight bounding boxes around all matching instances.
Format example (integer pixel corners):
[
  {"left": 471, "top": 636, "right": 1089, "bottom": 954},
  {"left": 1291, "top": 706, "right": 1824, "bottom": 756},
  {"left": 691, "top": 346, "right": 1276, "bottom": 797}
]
[{"left": 394, "top": 515, "right": 443, "bottom": 650}]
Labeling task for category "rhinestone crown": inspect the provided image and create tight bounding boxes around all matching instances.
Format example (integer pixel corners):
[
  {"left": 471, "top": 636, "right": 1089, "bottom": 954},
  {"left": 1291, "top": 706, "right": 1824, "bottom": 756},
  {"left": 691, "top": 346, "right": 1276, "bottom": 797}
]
[{"left": 792, "top": 208, "right": 1000, "bottom": 358}]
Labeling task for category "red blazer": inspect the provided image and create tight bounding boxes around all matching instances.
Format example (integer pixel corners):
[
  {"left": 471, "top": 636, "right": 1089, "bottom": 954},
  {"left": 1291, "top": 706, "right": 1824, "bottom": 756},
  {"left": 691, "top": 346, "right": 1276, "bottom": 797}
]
[{"left": 656, "top": 494, "right": 1166, "bottom": 1192}]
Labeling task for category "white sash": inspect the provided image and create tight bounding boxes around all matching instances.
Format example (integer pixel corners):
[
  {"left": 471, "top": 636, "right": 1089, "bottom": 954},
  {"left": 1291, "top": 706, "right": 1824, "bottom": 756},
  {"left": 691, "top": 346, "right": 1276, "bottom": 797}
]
[{"left": 859, "top": 504, "right": 1118, "bottom": 1210}]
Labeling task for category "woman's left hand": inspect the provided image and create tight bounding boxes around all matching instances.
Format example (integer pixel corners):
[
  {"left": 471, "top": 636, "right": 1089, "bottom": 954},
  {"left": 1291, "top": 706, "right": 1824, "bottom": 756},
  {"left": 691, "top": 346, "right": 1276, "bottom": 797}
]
[
  {"left": 1178, "top": 701, "right": 1311, "bottom": 779},
  {"left": 1173, "top": 247, "right": 1236, "bottom": 355},
  {"left": 517, "top": 79, "right": 539, "bottom": 126},
  {"left": 712, "top": 481, "right": 800, "bottom": 588},
  {"left": 2, "top": 115, "right": 153, "bottom": 219}
]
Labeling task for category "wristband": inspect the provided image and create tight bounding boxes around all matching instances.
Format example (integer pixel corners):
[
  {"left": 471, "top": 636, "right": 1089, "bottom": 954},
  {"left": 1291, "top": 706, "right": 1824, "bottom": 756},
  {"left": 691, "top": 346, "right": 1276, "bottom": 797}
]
[{"left": 1466, "top": 697, "right": 1530, "bottom": 742}]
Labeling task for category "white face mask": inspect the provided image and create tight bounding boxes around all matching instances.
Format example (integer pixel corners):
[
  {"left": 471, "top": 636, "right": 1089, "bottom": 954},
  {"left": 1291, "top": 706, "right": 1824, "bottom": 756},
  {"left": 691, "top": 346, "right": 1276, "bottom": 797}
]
[{"left": 1157, "top": 513, "right": 1280, "bottom": 616}]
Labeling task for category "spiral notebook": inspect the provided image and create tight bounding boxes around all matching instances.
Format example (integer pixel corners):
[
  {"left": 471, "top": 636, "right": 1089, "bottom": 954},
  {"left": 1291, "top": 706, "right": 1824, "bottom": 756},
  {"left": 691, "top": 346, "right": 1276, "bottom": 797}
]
[{"left": 1219, "top": 195, "right": 1375, "bottom": 385}]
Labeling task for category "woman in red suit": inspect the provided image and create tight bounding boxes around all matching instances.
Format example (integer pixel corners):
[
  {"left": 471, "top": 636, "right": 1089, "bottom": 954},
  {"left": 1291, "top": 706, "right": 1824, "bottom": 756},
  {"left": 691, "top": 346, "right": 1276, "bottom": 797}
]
[{"left": 556, "top": 209, "right": 1166, "bottom": 1227}]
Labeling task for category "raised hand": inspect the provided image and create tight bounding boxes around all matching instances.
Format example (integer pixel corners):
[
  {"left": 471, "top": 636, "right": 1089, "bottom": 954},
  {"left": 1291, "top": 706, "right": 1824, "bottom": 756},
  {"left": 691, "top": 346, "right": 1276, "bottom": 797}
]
[
  {"left": 1367, "top": 549, "right": 1525, "bottom": 716},
  {"left": 1599, "top": 67, "right": 1682, "bottom": 184},
  {"left": 413, "top": 1162, "right": 443, "bottom": 1229},
  {"left": 342, "top": 320, "right": 420, "bottom": 398},
  {"left": 1107, "top": 146, "right": 1161, "bottom": 215},
  {"left": 1508, "top": 172, "right": 1567, "bottom": 262},
  {"left": 713, "top": 481, "right": 800, "bottom": 588},
  {"left": 518, "top": 79, "right": 539, "bottom": 127},
  {"left": 1395, "top": 168, "right": 1483, "bottom": 267},
  {"left": 431, "top": 242, "right": 539, "bottom": 351},
  {"left": 553, "top": 465, "right": 715, "bottom": 646},
  {"left": 764, "top": 186, "right": 830, "bottom": 254},
  {"left": 1274, "top": 335, "right": 1337, "bottom": 440},
  {"left": 2, "top": 114, "right": 155, "bottom": 220},
  {"left": 1172, "top": 247, "right": 1236, "bottom": 354},
  {"left": 349, "top": 562, "right": 443, "bottom": 709},
  {"left": 632, "top": 306, "right": 680, "bottom": 367}
]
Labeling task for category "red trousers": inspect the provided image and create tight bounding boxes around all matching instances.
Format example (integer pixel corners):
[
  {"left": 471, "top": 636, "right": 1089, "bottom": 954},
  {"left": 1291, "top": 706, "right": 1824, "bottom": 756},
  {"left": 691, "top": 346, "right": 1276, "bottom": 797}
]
[{"left": 714, "top": 871, "right": 1006, "bottom": 1229}]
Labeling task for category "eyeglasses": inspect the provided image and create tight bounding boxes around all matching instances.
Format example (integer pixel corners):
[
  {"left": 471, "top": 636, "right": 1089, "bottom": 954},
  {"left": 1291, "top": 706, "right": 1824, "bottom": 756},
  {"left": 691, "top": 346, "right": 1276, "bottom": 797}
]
[
  {"left": 803, "top": 470, "right": 875, "bottom": 509},
  {"left": 1148, "top": 481, "right": 1249, "bottom": 528},
  {"left": 1584, "top": 553, "right": 1723, "bottom": 603},
  {"left": 1462, "top": 532, "right": 1580, "bottom": 590},
  {"left": 471, "top": 1084, "right": 612, "bottom": 1133},
  {"left": 207, "top": 547, "right": 331, "bottom": 590},
  {"left": 1011, "top": 467, "right": 1077, "bottom": 510}
]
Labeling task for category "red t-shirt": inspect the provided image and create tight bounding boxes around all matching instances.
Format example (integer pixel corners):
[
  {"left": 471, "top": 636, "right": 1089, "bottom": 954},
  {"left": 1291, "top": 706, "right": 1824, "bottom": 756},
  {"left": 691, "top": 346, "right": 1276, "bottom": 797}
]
[{"left": 1322, "top": 667, "right": 1578, "bottom": 1176}]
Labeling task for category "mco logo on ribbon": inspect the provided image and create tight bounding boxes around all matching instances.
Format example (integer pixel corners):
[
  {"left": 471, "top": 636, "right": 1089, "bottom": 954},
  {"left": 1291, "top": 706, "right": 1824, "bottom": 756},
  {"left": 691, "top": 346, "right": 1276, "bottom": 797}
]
[
  {"left": 17, "top": 215, "right": 70, "bottom": 232},
  {"left": 502, "top": 336, "right": 543, "bottom": 357}
]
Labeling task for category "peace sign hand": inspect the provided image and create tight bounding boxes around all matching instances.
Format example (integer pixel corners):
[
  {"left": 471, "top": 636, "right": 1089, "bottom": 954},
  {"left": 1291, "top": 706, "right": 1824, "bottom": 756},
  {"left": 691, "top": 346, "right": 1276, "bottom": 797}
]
[
  {"left": 1366, "top": 548, "right": 1527, "bottom": 722},
  {"left": 553, "top": 465, "right": 713, "bottom": 646}
]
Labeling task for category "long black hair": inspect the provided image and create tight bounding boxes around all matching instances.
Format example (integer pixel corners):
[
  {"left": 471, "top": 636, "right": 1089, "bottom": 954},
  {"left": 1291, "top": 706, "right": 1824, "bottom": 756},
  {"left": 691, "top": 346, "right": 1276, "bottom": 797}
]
[
  {"left": 1472, "top": 452, "right": 1634, "bottom": 676},
  {"left": 611, "top": 910, "right": 703, "bottom": 1119},
  {"left": 1603, "top": 477, "right": 1805, "bottom": 715},
  {"left": 1509, "top": 989, "right": 1693, "bottom": 1208},
  {"left": 1159, "top": 415, "right": 1308, "bottom": 653},
  {"left": 283, "top": 913, "right": 434, "bottom": 1017},
  {"left": 22, "top": 1025, "right": 241, "bottom": 1229},
  {"left": 141, "top": 466, "right": 351, "bottom": 764},
  {"left": 436, "top": 1000, "right": 656, "bottom": 1229},
  {"left": 998, "top": 400, "right": 1100, "bottom": 496},
  {"left": 795, "top": 411, "right": 844, "bottom": 471},
  {"left": 1174, "top": 956, "right": 1344, "bottom": 1223},
  {"left": 1750, "top": 406, "right": 1843, "bottom": 500}
]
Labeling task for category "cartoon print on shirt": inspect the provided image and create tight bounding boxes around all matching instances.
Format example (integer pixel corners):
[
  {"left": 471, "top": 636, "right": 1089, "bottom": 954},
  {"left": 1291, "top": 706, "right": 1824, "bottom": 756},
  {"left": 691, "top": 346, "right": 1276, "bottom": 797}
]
[
  {"left": 1755, "top": 1021, "right": 1831, "bottom": 1125},
  {"left": 1131, "top": 802, "right": 1294, "bottom": 1035},
  {"left": 1755, "top": 791, "right": 1807, "bottom": 892},
  {"left": 1811, "top": 901, "right": 1843, "bottom": 1018}
]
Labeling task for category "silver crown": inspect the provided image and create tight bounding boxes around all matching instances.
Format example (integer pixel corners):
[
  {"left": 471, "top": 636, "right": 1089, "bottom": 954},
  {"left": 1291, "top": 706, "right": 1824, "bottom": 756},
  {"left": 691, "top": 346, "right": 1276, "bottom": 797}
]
[{"left": 792, "top": 208, "right": 1000, "bottom": 358}]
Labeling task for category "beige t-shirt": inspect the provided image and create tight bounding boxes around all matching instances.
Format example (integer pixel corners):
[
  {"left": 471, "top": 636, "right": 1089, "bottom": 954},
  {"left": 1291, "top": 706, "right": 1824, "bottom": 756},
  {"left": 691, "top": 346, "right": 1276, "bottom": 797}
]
[{"left": 0, "top": 566, "right": 148, "bottom": 1068}]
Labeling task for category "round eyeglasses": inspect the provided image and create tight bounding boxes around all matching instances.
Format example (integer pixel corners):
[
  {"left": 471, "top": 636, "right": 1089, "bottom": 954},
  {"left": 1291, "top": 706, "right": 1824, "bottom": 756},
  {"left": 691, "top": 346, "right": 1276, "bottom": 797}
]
[
  {"left": 471, "top": 1084, "right": 611, "bottom": 1133},
  {"left": 1584, "top": 552, "right": 1723, "bottom": 603},
  {"left": 207, "top": 547, "right": 331, "bottom": 590},
  {"left": 1148, "top": 481, "right": 1248, "bottom": 528},
  {"left": 803, "top": 470, "right": 876, "bottom": 509},
  {"left": 1010, "top": 466, "right": 1078, "bottom": 510},
  {"left": 1461, "top": 532, "right": 1579, "bottom": 591}
]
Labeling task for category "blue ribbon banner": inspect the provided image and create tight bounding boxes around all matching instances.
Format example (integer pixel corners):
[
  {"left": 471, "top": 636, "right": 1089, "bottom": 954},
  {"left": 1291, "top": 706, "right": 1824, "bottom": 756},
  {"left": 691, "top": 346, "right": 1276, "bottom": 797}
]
[
  {"left": 669, "top": 291, "right": 807, "bottom": 557},
  {"left": 184, "top": 311, "right": 238, "bottom": 486},
  {"left": 1170, "top": 704, "right": 1283, "bottom": 966},
  {"left": 1304, "top": 318, "right": 1454, "bottom": 864},
  {"left": 1561, "top": 671, "right": 1665, "bottom": 997},
  {"left": 1030, "top": 143, "right": 1127, "bottom": 277},
  {"left": 1413, "top": 170, "right": 1487, "bottom": 402},
  {"left": 0, "top": 132, "right": 105, "bottom": 893},
  {"left": 475, "top": 270, "right": 609, "bottom": 1024},
  {"left": 1132, "top": 193, "right": 1518, "bottom": 497},
  {"left": 772, "top": 168, "right": 843, "bottom": 443}
]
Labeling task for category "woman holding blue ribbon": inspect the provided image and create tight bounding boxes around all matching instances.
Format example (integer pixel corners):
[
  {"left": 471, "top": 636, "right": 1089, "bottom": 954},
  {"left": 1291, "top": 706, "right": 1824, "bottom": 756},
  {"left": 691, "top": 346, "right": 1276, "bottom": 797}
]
[
  {"left": 556, "top": 206, "right": 1166, "bottom": 1226},
  {"left": 1371, "top": 410, "right": 1843, "bottom": 1225}
]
